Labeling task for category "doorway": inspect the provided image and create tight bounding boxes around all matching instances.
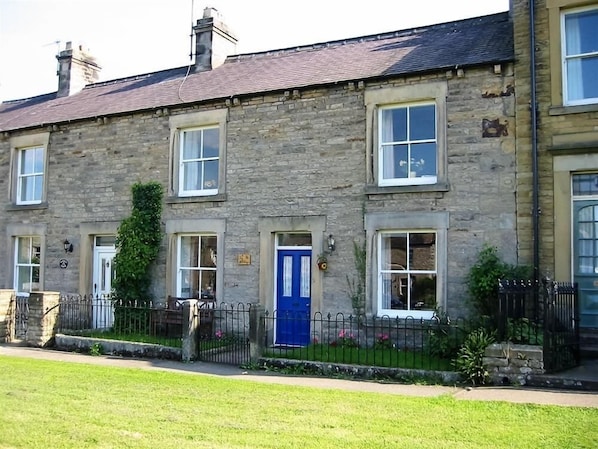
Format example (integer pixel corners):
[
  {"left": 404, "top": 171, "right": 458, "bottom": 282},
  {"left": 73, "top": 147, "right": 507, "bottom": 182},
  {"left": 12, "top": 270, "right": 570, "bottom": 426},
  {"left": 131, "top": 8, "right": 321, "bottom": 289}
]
[
  {"left": 92, "top": 236, "right": 116, "bottom": 329},
  {"left": 573, "top": 200, "right": 598, "bottom": 328},
  {"left": 275, "top": 233, "right": 311, "bottom": 346}
]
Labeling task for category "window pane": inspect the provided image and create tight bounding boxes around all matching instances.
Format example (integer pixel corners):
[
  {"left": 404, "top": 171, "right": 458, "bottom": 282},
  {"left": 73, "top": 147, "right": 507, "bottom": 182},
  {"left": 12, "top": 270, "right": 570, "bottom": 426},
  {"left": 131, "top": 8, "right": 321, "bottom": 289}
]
[
  {"left": 17, "top": 238, "right": 30, "bottom": 263},
  {"left": 182, "top": 130, "right": 201, "bottom": 159},
  {"left": 565, "top": 9, "right": 598, "bottom": 55},
  {"left": 180, "top": 269, "right": 193, "bottom": 296},
  {"left": 203, "top": 160, "right": 219, "bottom": 189},
  {"left": 381, "top": 273, "right": 409, "bottom": 310},
  {"left": 566, "top": 57, "right": 598, "bottom": 101},
  {"left": 21, "top": 149, "right": 34, "bottom": 174},
  {"left": 410, "top": 143, "right": 437, "bottom": 177},
  {"left": 283, "top": 256, "right": 292, "bottom": 296},
  {"left": 180, "top": 236, "right": 199, "bottom": 267},
  {"left": 381, "top": 234, "right": 407, "bottom": 270},
  {"left": 278, "top": 233, "right": 312, "bottom": 246},
  {"left": 381, "top": 108, "right": 406, "bottom": 143},
  {"left": 411, "top": 275, "right": 436, "bottom": 310},
  {"left": 200, "top": 236, "right": 217, "bottom": 268},
  {"left": 409, "top": 105, "right": 435, "bottom": 140},
  {"left": 573, "top": 173, "right": 598, "bottom": 195},
  {"left": 96, "top": 236, "right": 116, "bottom": 246},
  {"left": 183, "top": 161, "right": 201, "bottom": 191},
  {"left": 382, "top": 144, "right": 408, "bottom": 179},
  {"left": 203, "top": 128, "right": 219, "bottom": 158},
  {"left": 201, "top": 271, "right": 216, "bottom": 298},
  {"left": 409, "top": 233, "right": 436, "bottom": 271},
  {"left": 300, "top": 256, "right": 310, "bottom": 298}
]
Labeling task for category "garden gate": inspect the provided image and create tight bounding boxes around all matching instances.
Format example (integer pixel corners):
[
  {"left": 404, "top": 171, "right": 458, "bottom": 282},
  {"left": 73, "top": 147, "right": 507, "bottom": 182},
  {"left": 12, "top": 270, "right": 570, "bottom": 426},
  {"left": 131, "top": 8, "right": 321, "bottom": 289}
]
[
  {"left": 498, "top": 279, "right": 580, "bottom": 373},
  {"left": 197, "top": 302, "right": 251, "bottom": 365}
]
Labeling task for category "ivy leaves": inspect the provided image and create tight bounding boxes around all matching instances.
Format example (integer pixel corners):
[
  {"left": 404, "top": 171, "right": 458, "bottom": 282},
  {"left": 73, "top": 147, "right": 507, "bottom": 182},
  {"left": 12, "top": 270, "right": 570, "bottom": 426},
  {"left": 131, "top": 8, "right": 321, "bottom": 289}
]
[{"left": 112, "top": 182, "right": 163, "bottom": 302}]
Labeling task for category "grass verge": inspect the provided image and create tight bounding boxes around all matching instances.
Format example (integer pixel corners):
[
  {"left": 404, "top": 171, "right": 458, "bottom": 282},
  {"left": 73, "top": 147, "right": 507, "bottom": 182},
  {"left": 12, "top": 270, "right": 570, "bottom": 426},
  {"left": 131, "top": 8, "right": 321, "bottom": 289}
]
[{"left": 0, "top": 355, "right": 596, "bottom": 449}]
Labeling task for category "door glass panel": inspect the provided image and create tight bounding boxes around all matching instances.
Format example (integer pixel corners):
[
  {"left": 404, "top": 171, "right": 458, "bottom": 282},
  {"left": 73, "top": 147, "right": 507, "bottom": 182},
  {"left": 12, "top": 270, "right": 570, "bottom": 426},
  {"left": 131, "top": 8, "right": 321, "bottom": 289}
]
[
  {"left": 573, "top": 173, "right": 598, "bottom": 195},
  {"left": 578, "top": 205, "right": 598, "bottom": 273},
  {"left": 283, "top": 255, "right": 292, "bottom": 296},
  {"left": 277, "top": 233, "right": 311, "bottom": 246},
  {"left": 300, "top": 256, "right": 310, "bottom": 298},
  {"left": 95, "top": 236, "right": 116, "bottom": 246}
]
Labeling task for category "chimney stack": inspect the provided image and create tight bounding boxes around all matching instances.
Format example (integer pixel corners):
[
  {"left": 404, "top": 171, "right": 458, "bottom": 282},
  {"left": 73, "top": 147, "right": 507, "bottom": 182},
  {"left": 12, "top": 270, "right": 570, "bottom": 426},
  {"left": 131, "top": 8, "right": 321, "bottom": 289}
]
[
  {"left": 193, "top": 7, "right": 238, "bottom": 72},
  {"left": 56, "top": 42, "right": 101, "bottom": 97}
]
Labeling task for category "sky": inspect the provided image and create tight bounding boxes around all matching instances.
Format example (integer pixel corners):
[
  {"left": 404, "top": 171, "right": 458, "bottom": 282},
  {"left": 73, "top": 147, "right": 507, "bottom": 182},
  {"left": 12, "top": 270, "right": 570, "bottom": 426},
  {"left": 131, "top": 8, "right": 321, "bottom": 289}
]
[{"left": 0, "top": 0, "right": 510, "bottom": 101}]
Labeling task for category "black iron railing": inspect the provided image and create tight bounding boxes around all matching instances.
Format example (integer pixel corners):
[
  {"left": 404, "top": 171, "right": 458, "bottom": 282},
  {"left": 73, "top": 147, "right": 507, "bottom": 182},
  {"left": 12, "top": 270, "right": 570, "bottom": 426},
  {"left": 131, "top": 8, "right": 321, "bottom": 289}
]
[
  {"left": 498, "top": 279, "right": 580, "bottom": 372},
  {"left": 263, "top": 312, "right": 476, "bottom": 371},
  {"left": 54, "top": 295, "right": 183, "bottom": 348}
]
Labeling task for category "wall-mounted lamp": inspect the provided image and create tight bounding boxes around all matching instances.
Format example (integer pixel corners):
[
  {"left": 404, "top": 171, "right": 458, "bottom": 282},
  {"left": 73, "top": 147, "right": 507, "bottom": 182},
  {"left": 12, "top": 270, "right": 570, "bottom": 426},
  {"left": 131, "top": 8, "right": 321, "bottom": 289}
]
[
  {"left": 63, "top": 239, "right": 73, "bottom": 253},
  {"left": 327, "top": 234, "right": 335, "bottom": 252}
]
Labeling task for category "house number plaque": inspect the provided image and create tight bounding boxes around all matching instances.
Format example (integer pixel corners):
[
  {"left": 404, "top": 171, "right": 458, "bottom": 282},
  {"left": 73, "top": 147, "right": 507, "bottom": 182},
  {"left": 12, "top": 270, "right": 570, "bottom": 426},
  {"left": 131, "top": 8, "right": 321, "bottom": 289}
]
[
  {"left": 237, "top": 254, "right": 251, "bottom": 265},
  {"left": 59, "top": 259, "right": 68, "bottom": 269}
]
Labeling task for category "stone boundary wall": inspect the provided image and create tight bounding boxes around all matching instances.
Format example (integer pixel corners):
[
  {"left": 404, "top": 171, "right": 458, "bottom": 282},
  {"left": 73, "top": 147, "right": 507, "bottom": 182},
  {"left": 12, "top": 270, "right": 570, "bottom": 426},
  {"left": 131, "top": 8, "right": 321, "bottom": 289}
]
[
  {"left": 0, "top": 290, "right": 13, "bottom": 342},
  {"left": 54, "top": 334, "right": 182, "bottom": 360},
  {"left": 484, "top": 342, "right": 545, "bottom": 385}
]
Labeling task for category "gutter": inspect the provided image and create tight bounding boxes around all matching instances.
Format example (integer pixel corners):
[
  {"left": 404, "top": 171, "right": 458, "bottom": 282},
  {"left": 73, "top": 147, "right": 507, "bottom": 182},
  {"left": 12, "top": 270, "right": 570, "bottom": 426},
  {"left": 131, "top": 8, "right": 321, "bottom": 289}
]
[{"left": 530, "top": 0, "right": 540, "bottom": 281}]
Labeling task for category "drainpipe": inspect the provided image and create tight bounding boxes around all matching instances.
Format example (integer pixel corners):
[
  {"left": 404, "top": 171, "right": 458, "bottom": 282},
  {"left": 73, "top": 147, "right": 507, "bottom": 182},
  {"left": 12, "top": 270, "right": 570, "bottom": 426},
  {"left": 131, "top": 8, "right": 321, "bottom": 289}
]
[{"left": 529, "top": 0, "right": 540, "bottom": 282}]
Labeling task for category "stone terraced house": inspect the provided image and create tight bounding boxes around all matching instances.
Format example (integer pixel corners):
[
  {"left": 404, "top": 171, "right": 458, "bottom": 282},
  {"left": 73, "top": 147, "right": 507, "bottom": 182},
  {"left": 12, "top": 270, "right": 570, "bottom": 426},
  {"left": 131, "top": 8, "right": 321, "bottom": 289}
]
[{"left": 0, "top": 7, "right": 517, "bottom": 345}]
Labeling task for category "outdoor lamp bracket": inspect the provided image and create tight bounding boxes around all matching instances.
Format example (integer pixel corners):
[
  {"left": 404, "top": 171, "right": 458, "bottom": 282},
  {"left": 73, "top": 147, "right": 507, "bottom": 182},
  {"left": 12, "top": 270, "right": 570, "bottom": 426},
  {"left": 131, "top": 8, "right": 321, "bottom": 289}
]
[
  {"left": 63, "top": 239, "right": 73, "bottom": 253},
  {"left": 327, "top": 234, "right": 335, "bottom": 253}
]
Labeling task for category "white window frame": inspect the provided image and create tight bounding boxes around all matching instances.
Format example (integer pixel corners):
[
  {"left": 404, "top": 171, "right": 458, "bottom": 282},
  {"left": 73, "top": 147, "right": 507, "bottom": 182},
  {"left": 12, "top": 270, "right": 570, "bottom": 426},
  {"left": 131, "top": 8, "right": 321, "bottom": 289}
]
[
  {"left": 364, "top": 82, "right": 447, "bottom": 191},
  {"left": 16, "top": 146, "right": 45, "bottom": 205},
  {"left": 178, "top": 126, "right": 220, "bottom": 197},
  {"left": 176, "top": 234, "right": 218, "bottom": 298},
  {"left": 377, "top": 231, "right": 437, "bottom": 319},
  {"left": 365, "top": 211, "right": 448, "bottom": 319},
  {"left": 14, "top": 236, "right": 42, "bottom": 295},
  {"left": 561, "top": 5, "right": 598, "bottom": 106},
  {"left": 168, "top": 109, "right": 228, "bottom": 200},
  {"left": 378, "top": 102, "right": 437, "bottom": 187}
]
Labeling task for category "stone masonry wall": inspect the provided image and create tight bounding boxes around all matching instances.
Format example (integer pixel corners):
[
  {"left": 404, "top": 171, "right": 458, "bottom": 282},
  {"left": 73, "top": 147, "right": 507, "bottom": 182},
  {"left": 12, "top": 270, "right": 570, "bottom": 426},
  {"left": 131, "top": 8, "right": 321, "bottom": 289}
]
[
  {"left": 484, "top": 342, "right": 545, "bottom": 385},
  {"left": 0, "top": 64, "right": 516, "bottom": 318},
  {"left": 513, "top": 0, "right": 598, "bottom": 275}
]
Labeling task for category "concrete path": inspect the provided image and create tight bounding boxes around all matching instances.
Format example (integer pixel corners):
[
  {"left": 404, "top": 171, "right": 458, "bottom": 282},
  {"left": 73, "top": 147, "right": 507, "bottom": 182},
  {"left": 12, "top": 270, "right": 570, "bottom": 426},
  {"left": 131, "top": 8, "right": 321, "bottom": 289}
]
[{"left": 1, "top": 344, "right": 597, "bottom": 408}]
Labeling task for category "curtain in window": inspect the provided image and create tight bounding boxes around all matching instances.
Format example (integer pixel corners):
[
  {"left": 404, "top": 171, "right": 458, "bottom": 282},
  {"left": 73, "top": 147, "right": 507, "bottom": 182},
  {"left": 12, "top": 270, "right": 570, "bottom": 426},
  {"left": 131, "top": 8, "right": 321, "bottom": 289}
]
[
  {"left": 182, "top": 130, "right": 201, "bottom": 191},
  {"left": 565, "top": 13, "right": 583, "bottom": 101},
  {"left": 381, "top": 109, "right": 394, "bottom": 180}
]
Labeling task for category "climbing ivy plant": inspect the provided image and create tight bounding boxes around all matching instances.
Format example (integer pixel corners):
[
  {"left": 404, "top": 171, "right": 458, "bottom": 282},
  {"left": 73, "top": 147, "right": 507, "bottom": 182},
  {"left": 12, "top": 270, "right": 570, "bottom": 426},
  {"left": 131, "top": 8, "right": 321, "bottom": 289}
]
[{"left": 112, "top": 181, "right": 163, "bottom": 303}]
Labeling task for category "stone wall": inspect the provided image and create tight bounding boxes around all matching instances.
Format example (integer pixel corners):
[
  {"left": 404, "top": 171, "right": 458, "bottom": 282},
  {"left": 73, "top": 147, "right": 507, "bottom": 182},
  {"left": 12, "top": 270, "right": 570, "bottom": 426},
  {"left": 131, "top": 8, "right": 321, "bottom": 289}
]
[
  {"left": 0, "top": 64, "right": 517, "bottom": 318},
  {"left": 484, "top": 342, "right": 545, "bottom": 385},
  {"left": 513, "top": 0, "right": 598, "bottom": 278},
  {"left": 0, "top": 289, "right": 13, "bottom": 342}
]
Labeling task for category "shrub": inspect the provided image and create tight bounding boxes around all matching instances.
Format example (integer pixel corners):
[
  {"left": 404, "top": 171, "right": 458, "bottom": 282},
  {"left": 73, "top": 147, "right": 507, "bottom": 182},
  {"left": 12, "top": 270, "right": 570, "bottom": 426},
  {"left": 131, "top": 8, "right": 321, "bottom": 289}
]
[
  {"left": 112, "top": 182, "right": 163, "bottom": 303},
  {"left": 453, "top": 328, "right": 495, "bottom": 386},
  {"left": 467, "top": 245, "right": 531, "bottom": 319}
]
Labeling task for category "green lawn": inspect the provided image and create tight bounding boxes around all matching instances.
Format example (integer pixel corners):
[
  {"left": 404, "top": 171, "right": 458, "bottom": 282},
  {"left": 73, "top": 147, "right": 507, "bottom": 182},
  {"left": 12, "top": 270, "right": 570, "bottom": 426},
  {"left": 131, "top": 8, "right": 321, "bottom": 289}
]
[{"left": 0, "top": 356, "right": 596, "bottom": 449}]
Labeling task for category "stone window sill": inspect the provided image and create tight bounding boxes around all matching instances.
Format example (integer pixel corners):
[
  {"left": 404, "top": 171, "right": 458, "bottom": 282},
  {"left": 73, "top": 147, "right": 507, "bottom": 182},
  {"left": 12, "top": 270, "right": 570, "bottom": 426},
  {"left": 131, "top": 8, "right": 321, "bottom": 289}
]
[
  {"left": 6, "top": 202, "right": 49, "bottom": 211},
  {"left": 166, "top": 193, "right": 227, "bottom": 204}
]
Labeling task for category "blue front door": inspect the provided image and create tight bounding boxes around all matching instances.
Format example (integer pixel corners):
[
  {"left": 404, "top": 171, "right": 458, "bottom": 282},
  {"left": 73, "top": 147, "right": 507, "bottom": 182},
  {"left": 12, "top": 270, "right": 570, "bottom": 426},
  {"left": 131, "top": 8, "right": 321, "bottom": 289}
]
[
  {"left": 276, "top": 249, "right": 311, "bottom": 345},
  {"left": 574, "top": 200, "right": 598, "bottom": 328}
]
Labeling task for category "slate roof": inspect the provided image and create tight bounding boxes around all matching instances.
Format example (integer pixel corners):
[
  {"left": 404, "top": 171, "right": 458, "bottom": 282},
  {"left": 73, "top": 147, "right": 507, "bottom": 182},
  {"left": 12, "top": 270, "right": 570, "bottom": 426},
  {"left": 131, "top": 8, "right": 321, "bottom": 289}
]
[{"left": 0, "top": 12, "right": 513, "bottom": 132}]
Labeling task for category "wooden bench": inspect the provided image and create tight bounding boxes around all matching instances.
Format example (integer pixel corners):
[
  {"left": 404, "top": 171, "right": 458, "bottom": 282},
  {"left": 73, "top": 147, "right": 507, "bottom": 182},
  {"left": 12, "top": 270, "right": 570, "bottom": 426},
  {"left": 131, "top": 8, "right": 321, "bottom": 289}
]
[{"left": 151, "top": 296, "right": 216, "bottom": 337}]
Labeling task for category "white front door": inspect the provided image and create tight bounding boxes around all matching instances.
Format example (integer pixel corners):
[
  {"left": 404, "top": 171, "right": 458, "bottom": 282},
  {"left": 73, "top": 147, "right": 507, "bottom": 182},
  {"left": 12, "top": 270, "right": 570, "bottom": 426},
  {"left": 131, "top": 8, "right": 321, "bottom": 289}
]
[{"left": 92, "top": 245, "right": 116, "bottom": 329}]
